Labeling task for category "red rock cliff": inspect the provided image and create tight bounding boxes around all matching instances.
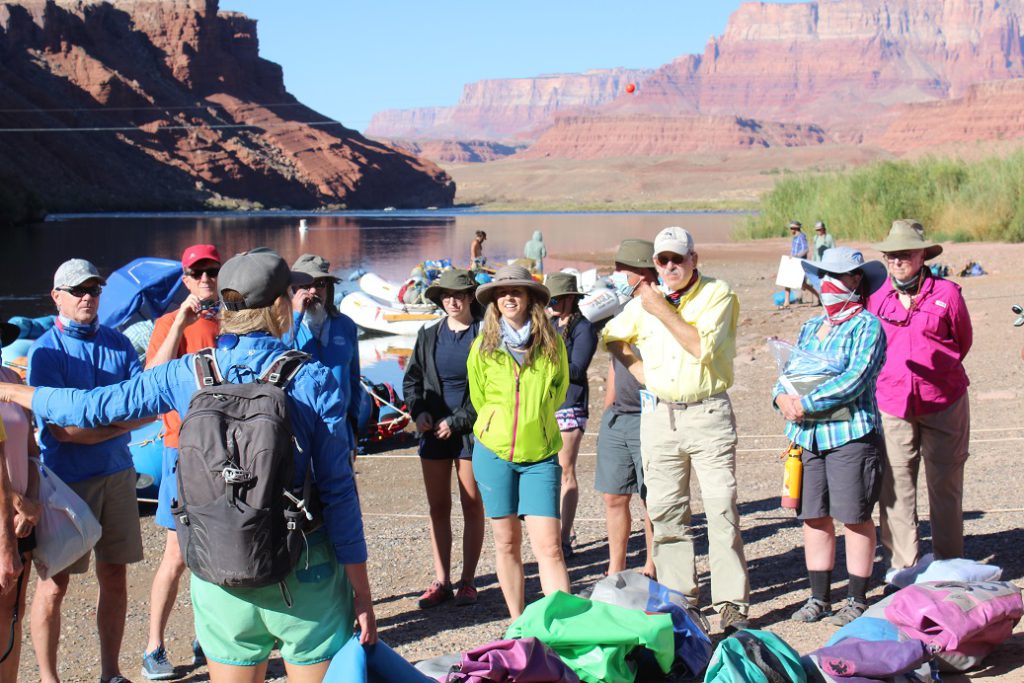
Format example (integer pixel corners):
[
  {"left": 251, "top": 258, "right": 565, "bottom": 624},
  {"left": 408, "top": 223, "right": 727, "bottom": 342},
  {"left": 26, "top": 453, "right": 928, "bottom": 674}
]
[{"left": 0, "top": 0, "right": 454, "bottom": 214}]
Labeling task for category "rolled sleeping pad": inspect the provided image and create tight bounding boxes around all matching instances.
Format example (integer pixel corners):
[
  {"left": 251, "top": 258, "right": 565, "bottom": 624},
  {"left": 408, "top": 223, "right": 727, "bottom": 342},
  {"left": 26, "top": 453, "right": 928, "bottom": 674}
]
[
  {"left": 580, "top": 288, "right": 627, "bottom": 323},
  {"left": 325, "top": 634, "right": 436, "bottom": 683}
]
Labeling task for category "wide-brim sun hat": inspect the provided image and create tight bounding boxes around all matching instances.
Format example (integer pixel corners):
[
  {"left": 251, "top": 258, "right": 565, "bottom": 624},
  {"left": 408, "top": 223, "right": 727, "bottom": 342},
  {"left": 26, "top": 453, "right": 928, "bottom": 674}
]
[
  {"left": 871, "top": 219, "right": 943, "bottom": 260},
  {"left": 291, "top": 253, "right": 341, "bottom": 283},
  {"left": 801, "top": 247, "right": 887, "bottom": 292},
  {"left": 545, "top": 272, "right": 582, "bottom": 299},
  {"left": 424, "top": 268, "right": 478, "bottom": 306},
  {"left": 476, "top": 265, "right": 549, "bottom": 307},
  {"left": 614, "top": 239, "right": 655, "bottom": 269}
]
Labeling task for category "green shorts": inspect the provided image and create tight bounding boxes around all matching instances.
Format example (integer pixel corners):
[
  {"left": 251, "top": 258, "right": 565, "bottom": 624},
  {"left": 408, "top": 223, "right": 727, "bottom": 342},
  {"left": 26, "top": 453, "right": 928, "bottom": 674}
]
[{"left": 191, "top": 531, "right": 353, "bottom": 666}]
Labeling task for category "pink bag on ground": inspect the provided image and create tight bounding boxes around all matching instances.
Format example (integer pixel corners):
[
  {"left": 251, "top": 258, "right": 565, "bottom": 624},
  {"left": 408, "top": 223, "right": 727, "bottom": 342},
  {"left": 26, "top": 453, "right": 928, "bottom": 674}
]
[
  {"left": 442, "top": 638, "right": 580, "bottom": 683},
  {"left": 885, "top": 581, "right": 1023, "bottom": 671}
]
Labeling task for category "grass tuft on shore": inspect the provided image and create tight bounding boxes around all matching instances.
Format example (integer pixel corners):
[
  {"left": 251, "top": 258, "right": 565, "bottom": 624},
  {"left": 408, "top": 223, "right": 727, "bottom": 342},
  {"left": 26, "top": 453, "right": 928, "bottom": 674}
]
[{"left": 740, "top": 151, "right": 1024, "bottom": 242}]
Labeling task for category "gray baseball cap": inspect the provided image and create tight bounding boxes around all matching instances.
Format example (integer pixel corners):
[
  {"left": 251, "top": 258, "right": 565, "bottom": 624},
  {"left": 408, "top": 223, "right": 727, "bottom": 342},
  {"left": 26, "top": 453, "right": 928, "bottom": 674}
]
[
  {"left": 219, "top": 248, "right": 313, "bottom": 311},
  {"left": 53, "top": 258, "right": 106, "bottom": 289},
  {"left": 291, "top": 253, "right": 340, "bottom": 282}
]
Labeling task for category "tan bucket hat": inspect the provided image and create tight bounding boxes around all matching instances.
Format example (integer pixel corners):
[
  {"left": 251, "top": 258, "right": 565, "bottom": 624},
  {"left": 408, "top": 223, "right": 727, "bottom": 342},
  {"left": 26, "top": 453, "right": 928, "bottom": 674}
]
[
  {"left": 476, "top": 265, "right": 549, "bottom": 307},
  {"left": 871, "top": 219, "right": 943, "bottom": 260}
]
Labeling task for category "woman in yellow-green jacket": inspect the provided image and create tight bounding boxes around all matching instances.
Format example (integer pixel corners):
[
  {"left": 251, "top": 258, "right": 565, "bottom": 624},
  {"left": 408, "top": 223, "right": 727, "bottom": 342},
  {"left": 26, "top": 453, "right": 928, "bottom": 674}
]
[{"left": 468, "top": 265, "right": 570, "bottom": 619}]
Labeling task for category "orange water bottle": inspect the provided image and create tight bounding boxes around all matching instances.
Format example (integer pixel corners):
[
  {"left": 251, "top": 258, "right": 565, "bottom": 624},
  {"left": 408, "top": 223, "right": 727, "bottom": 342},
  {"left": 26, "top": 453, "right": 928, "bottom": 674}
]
[{"left": 781, "top": 444, "right": 803, "bottom": 510}]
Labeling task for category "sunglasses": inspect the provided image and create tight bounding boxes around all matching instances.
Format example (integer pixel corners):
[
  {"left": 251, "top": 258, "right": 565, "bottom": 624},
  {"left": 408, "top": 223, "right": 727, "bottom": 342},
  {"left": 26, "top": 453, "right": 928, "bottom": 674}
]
[
  {"left": 875, "top": 290, "right": 915, "bottom": 327},
  {"left": 186, "top": 267, "right": 220, "bottom": 279},
  {"left": 655, "top": 253, "right": 689, "bottom": 266},
  {"left": 311, "top": 278, "right": 333, "bottom": 289},
  {"left": 883, "top": 252, "right": 918, "bottom": 263},
  {"left": 548, "top": 298, "right": 561, "bottom": 307},
  {"left": 58, "top": 284, "right": 102, "bottom": 298}
]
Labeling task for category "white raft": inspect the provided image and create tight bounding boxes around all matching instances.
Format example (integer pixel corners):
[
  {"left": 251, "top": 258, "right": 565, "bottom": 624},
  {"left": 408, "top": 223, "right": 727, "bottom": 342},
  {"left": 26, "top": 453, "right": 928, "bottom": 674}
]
[{"left": 339, "top": 291, "right": 440, "bottom": 336}]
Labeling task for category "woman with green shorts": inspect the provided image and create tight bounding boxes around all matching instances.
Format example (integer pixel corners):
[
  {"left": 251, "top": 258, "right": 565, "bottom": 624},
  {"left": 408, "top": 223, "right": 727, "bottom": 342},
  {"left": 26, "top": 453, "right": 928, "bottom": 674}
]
[
  {"left": 0, "top": 249, "right": 376, "bottom": 683},
  {"left": 467, "top": 265, "right": 571, "bottom": 619}
]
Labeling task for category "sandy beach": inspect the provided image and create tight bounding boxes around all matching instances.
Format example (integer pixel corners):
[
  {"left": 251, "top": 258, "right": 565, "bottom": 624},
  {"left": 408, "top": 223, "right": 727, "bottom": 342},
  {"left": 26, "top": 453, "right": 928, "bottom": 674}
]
[{"left": 20, "top": 237, "right": 1024, "bottom": 682}]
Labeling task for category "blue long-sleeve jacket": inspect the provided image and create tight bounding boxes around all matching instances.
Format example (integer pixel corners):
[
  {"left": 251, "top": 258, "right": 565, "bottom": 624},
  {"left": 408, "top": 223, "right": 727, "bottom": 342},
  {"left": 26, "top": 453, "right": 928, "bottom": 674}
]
[
  {"left": 292, "top": 311, "right": 362, "bottom": 434},
  {"left": 31, "top": 333, "right": 367, "bottom": 565}
]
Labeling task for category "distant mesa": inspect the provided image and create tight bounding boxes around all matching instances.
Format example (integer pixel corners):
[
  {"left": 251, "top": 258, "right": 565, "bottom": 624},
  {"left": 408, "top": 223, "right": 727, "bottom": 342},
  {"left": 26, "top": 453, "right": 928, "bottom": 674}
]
[
  {"left": 0, "top": 0, "right": 454, "bottom": 217},
  {"left": 367, "top": 0, "right": 1024, "bottom": 161}
]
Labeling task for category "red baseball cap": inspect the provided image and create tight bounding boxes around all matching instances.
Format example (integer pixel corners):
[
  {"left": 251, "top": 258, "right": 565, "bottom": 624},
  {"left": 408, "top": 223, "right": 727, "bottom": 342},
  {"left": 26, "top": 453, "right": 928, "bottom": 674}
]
[{"left": 181, "top": 244, "right": 222, "bottom": 269}]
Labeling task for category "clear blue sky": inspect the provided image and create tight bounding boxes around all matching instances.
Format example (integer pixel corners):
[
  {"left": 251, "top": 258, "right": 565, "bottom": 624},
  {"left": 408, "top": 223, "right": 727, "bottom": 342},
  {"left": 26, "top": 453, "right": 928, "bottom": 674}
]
[{"left": 219, "top": 2, "right": 787, "bottom": 132}]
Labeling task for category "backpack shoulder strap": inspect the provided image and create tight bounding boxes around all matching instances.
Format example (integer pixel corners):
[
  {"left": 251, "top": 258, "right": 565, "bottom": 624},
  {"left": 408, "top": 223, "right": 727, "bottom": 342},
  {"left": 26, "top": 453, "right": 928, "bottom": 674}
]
[
  {"left": 260, "top": 350, "right": 310, "bottom": 389},
  {"left": 192, "top": 348, "right": 224, "bottom": 389}
]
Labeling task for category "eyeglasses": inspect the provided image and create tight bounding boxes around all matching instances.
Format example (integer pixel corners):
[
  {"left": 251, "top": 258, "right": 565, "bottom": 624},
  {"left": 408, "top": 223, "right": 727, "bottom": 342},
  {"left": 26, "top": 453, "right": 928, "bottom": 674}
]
[
  {"left": 440, "top": 291, "right": 468, "bottom": 301},
  {"left": 548, "top": 298, "right": 560, "bottom": 307},
  {"left": 186, "top": 267, "right": 220, "bottom": 279},
  {"left": 58, "top": 284, "right": 102, "bottom": 298},
  {"left": 311, "top": 278, "right": 333, "bottom": 289},
  {"left": 655, "top": 253, "right": 689, "bottom": 266},
  {"left": 883, "top": 252, "right": 918, "bottom": 263}
]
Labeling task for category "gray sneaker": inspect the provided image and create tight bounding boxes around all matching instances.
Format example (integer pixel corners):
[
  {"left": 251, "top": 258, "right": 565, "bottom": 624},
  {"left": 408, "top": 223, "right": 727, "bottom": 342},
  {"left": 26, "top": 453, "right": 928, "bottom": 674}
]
[
  {"left": 102, "top": 676, "right": 135, "bottom": 683},
  {"left": 141, "top": 644, "right": 176, "bottom": 681},
  {"left": 718, "top": 602, "right": 749, "bottom": 634},
  {"left": 790, "top": 597, "right": 832, "bottom": 623}
]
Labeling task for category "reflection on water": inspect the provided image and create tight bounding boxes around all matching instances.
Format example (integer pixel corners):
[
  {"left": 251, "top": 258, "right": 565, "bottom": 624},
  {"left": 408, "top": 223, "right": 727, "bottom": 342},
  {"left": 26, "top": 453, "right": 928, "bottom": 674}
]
[
  {"left": 3, "top": 210, "right": 741, "bottom": 316},
  {"left": 358, "top": 334, "right": 416, "bottom": 395}
]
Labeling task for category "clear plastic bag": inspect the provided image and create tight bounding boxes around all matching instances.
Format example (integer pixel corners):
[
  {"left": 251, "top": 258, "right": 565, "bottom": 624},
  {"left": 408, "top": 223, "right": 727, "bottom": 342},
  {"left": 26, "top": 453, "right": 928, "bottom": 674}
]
[
  {"left": 768, "top": 338, "right": 852, "bottom": 422},
  {"left": 31, "top": 458, "right": 102, "bottom": 580}
]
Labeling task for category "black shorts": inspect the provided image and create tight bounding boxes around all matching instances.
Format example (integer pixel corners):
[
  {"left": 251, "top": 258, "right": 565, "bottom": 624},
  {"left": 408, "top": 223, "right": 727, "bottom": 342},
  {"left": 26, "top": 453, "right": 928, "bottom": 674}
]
[
  {"left": 17, "top": 529, "right": 36, "bottom": 555},
  {"left": 798, "top": 432, "right": 883, "bottom": 524}
]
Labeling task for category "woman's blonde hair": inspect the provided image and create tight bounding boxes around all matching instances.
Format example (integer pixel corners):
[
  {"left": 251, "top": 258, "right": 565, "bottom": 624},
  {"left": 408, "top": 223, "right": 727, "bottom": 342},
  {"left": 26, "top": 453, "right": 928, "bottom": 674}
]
[
  {"left": 479, "top": 292, "right": 560, "bottom": 366},
  {"left": 219, "top": 292, "right": 293, "bottom": 338}
]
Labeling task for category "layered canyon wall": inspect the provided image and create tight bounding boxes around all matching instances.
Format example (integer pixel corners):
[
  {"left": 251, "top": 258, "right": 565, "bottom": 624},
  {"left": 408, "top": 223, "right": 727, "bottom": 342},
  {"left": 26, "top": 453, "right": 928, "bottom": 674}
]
[{"left": 0, "top": 0, "right": 454, "bottom": 218}]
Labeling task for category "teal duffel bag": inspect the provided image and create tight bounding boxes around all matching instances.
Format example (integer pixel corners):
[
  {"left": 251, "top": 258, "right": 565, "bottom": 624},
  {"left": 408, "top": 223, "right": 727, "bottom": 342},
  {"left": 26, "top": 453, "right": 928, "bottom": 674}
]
[{"left": 704, "top": 629, "right": 806, "bottom": 683}]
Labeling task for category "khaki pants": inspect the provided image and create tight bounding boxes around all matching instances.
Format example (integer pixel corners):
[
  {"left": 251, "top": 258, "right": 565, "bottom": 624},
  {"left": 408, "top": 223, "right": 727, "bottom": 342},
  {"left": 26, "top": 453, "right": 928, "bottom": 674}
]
[
  {"left": 640, "top": 393, "right": 749, "bottom": 613},
  {"left": 879, "top": 394, "right": 970, "bottom": 570}
]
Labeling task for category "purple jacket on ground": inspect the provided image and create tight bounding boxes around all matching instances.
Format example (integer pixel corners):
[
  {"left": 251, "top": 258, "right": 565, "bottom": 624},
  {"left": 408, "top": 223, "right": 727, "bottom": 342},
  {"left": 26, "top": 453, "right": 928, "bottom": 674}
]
[{"left": 866, "top": 272, "right": 972, "bottom": 418}]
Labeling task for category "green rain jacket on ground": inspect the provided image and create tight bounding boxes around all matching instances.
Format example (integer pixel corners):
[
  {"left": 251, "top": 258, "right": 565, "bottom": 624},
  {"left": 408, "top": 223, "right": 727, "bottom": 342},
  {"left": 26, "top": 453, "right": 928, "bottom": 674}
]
[
  {"left": 467, "top": 335, "right": 568, "bottom": 463},
  {"left": 506, "top": 591, "right": 675, "bottom": 683}
]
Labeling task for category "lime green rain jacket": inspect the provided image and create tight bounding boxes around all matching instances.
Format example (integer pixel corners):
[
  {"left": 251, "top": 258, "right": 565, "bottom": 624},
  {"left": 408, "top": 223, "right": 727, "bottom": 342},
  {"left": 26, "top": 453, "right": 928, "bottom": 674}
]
[{"left": 467, "top": 335, "right": 568, "bottom": 463}]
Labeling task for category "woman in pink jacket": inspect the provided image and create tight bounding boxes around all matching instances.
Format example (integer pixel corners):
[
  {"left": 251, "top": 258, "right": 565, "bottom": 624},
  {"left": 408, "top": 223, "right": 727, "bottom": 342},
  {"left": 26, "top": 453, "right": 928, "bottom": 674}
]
[{"left": 866, "top": 220, "right": 973, "bottom": 582}]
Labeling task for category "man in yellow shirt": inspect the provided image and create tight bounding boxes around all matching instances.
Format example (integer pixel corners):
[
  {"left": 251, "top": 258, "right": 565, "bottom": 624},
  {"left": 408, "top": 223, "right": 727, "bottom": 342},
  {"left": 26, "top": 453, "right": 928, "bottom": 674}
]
[{"left": 602, "top": 226, "right": 750, "bottom": 633}]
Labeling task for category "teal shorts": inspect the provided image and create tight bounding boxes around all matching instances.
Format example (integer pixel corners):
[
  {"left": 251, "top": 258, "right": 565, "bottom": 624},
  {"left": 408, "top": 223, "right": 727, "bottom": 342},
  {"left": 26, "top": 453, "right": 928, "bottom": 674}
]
[
  {"left": 472, "top": 440, "right": 561, "bottom": 519},
  {"left": 191, "top": 531, "right": 353, "bottom": 666}
]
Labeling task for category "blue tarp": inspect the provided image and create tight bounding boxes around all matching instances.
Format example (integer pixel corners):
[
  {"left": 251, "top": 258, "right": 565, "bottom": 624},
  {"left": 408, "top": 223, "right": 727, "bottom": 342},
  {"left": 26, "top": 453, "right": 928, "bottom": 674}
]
[{"left": 98, "top": 258, "right": 186, "bottom": 329}]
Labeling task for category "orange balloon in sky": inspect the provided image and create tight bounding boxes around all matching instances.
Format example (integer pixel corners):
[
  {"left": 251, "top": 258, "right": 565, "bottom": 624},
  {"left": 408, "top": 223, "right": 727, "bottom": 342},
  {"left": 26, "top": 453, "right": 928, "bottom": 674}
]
[{"left": 625, "top": 83, "right": 636, "bottom": 94}]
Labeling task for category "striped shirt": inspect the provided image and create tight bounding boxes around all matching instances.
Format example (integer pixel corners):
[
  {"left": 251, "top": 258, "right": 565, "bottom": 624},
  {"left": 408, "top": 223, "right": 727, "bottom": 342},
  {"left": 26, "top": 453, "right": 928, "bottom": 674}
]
[{"left": 772, "top": 309, "right": 886, "bottom": 451}]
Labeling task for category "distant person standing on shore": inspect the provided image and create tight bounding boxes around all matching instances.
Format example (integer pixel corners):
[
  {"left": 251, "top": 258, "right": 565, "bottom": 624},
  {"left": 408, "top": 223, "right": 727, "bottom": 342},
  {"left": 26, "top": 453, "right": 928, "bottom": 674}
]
[
  {"left": 471, "top": 230, "right": 487, "bottom": 270},
  {"left": 602, "top": 227, "right": 750, "bottom": 635},
  {"left": 141, "top": 244, "right": 222, "bottom": 679},
  {"left": 595, "top": 240, "right": 657, "bottom": 579},
  {"left": 784, "top": 221, "right": 821, "bottom": 307},
  {"left": 812, "top": 221, "right": 836, "bottom": 262},
  {"left": 866, "top": 220, "right": 973, "bottom": 583},
  {"left": 524, "top": 230, "right": 548, "bottom": 274}
]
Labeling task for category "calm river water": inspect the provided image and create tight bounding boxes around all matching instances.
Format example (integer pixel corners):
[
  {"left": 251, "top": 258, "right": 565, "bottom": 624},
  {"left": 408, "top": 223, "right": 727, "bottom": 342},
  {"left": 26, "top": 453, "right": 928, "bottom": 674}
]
[{"left": 1, "top": 209, "right": 743, "bottom": 387}]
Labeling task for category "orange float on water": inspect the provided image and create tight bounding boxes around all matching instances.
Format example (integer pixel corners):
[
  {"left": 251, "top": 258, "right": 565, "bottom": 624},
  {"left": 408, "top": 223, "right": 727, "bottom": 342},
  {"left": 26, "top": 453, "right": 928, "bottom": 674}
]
[{"left": 625, "top": 83, "right": 636, "bottom": 93}]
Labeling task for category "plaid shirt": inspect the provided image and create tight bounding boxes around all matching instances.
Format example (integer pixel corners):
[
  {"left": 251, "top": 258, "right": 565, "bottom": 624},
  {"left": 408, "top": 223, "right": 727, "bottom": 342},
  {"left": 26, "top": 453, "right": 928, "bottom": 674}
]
[{"left": 772, "top": 309, "right": 885, "bottom": 451}]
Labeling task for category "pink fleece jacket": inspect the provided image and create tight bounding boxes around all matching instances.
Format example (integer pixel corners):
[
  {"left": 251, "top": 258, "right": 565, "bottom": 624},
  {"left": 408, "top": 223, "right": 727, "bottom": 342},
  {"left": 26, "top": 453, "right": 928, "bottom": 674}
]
[{"left": 866, "top": 273, "right": 972, "bottom": 419}]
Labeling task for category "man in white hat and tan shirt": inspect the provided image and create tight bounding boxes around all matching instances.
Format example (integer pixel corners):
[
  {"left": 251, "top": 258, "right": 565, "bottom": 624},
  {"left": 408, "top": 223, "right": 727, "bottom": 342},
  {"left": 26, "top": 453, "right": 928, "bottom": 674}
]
[{"left": 602, "top": 227, "right": 750, "bottom": 634}]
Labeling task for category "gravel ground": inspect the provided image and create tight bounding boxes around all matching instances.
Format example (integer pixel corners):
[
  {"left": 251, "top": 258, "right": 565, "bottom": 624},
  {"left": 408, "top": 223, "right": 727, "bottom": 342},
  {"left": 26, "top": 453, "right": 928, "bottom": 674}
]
[{"left": 19, "top": 239, "right": 1024, "bottom": 682}]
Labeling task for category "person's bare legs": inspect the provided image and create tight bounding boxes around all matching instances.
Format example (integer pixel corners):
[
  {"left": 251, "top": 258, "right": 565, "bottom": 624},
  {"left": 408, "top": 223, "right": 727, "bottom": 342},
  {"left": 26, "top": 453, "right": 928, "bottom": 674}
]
[
  {"left": 558, "top": 429, "right": 583, "bottom": 547},
  {"left": 641, "top": 503, "right": 656, "bottom": 578},
  {"left": 31, "top": 571, "right": 70, "bottom": 683},
  {"left": 95, "top": 561, "right": 129, "bottom": 681},
  {"left": 146, "top": 531, "right": 186, "bottom": 654},
  {"left": 282, "top": 660, "right": 331, "bottom": 683},
  {"left": 207, "top": 659, "right": 269, "bottom": 683},
  {"left": 0, "top": 557, "right": 30, "bottom": 682},
  {"left": 843, "top": 520, "right": 876, "bottom": 579},
  {"left": 803, "top": 517, "right": 837, "bottom": 570},
  {"left": 603, "top": 493, "right": 631, "bottom": 575},
  {"left": 524, "top": 515, "right": 571, "bottom": 597},
  {"left": 454, "top": 458, "right": 484, "bottom": 585},
  {"left": 784, "top": 286, "right": 793, "bottom": 307},
  {"left": 490, "top": 516, "right": 525, "bottom": 618},
  {"left": 802, "top": 281, "right": 822, "bottom": 306},
  {"left": 420, "top": 458, "right": 455, "bottom": 584}
]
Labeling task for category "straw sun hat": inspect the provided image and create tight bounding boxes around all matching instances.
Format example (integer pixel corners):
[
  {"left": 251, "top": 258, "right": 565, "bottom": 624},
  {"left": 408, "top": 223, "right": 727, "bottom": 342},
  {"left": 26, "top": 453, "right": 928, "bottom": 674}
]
[{"left": 475, "top": 265, "right": 549, "bottom": 307}]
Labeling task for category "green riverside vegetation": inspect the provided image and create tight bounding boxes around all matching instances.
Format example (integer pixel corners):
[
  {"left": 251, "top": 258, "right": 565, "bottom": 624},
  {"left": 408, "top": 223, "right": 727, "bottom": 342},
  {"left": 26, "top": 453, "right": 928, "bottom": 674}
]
[{"left": 740, "top": 152, "right": 1024, "bottom": 243}]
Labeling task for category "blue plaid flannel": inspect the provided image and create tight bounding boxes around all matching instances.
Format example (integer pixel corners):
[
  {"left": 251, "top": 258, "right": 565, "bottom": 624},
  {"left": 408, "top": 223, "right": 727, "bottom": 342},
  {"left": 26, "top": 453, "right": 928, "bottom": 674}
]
[{"left": 772, "top": 309, "right": 886, "bottom": 451}]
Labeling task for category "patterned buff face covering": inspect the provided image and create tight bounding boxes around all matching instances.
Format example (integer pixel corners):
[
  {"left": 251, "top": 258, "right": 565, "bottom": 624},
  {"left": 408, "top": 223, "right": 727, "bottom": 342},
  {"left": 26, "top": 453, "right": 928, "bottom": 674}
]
[
  {"left": 820, "top": 274, "right": 864, "bottom": 325},
  {"left": 55, "top": 314, "right": 99, "bottom": 339}
]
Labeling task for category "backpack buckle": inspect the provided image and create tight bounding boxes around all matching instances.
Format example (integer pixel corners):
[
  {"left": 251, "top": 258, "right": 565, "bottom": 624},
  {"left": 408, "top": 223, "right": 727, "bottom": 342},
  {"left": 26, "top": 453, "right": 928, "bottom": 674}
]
[
  {"left": 202, "top": 376, "right": 215, "bottom": 386},
  {"left": 221, "top": 467, "right": 254, "bottom": 485},
  {"left": 267, "top": 372, "right": 281, "bottom": 384}
]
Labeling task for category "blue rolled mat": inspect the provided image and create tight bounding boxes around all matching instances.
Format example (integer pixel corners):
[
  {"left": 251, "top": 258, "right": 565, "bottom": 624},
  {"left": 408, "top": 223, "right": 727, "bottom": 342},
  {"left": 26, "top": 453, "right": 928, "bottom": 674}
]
[{"left": 325, "top": 634, "right": 435, "bottom": 683}]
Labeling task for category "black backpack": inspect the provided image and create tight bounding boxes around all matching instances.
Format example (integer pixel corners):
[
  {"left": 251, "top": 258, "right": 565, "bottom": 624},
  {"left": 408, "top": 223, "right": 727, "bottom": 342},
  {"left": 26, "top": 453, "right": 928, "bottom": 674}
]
[{"left": 174, "top": 347, "right": 315, "bottom": 589}]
